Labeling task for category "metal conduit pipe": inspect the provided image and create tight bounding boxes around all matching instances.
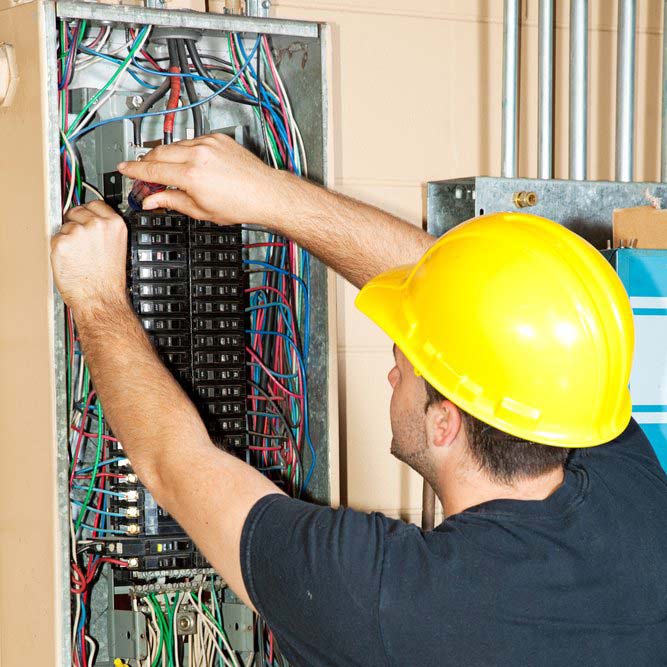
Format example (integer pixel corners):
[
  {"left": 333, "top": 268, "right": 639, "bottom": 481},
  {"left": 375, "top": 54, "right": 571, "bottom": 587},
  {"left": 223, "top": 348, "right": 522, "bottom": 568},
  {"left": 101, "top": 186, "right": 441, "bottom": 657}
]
[
  {"left": 569, "top": 0, "right": 589, "bottom": 181},
  {"left": 661, "top": 0, "right": 667, "bottom": 181},
  {"left": 501, "top": 0, "right": 520, "bottom": 178},
  {"left": 616, "top": 0, "right": 636, "bottom": 182},
  {"left": 538, "top": 0, "right": 554, "bottom": 179}
]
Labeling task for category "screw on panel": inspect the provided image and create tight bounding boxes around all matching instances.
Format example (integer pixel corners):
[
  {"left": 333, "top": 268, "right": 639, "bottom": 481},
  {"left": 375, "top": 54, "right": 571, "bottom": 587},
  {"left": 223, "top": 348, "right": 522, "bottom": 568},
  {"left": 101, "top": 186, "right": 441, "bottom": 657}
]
[
  {"left": 127, "top": 95, "right": 144, "bottom": 110},
  {"left": 513, "top": 191, "right": 538, "bottom": 208}
]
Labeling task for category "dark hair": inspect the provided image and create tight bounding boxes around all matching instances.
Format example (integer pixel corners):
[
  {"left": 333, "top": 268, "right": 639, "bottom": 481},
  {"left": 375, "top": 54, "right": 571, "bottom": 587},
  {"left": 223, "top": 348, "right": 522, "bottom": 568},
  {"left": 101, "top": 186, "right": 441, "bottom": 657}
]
[{"left": 424, "top": 381, "right": 571, "bottom": 484}]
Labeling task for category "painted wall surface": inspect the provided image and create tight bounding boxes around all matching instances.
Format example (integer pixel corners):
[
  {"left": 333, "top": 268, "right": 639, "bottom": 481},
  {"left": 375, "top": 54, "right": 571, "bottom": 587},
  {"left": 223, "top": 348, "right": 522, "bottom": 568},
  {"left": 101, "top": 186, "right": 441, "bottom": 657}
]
[{"left": 272, "top": 0, "right": 666, "bottom": 523}]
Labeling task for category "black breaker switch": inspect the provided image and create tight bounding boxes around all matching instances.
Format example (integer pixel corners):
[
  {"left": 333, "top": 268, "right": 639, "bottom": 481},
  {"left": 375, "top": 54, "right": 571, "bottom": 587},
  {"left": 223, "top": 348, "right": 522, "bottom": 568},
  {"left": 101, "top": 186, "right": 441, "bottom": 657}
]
[{"left": 126, "top": 211, "right": 248, "bottom": 450}]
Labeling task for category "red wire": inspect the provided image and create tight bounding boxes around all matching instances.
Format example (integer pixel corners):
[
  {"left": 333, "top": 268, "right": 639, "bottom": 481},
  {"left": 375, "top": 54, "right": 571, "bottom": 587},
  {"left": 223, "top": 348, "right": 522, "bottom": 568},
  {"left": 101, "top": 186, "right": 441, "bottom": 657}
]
[
  {"left": 69, "top": 391, "right": 96, "bottom": 488},
  {"left": 245, "top": 347, "right": 303, "bottom": 399},
  {"left": 74, "top": 472, "right": 125, "bottom": 480},
  {"left": 163, "top": 66, "right": 181, "bottom": 136},
  {"left": 69, "top": 425, "right": 118, "bottom": 442}
]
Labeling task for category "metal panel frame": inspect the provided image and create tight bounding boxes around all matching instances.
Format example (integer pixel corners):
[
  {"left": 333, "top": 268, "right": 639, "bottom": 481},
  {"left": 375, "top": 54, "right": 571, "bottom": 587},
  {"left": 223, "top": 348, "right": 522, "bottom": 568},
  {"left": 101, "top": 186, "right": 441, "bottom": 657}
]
[
  {"left": 57, "top": 0, "right": 320, "bottom": 38},
  {"left": 427, "top": 176, "right": 667, "bottom": 248},
  {"left": 41, "top": 3, "right": 335, "bottom": 663}
]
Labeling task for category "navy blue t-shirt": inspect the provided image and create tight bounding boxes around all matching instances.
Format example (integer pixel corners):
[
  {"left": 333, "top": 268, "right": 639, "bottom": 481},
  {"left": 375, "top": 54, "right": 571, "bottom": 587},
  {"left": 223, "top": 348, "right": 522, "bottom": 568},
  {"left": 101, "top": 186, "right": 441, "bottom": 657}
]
[{"left": 240, "top": 420, "right": 667, "bottom": 666}]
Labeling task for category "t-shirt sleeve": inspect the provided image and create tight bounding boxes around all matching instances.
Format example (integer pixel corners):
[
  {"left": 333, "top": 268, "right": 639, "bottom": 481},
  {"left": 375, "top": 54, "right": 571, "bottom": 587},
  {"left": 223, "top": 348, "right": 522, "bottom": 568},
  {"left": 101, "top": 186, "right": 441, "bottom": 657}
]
[
  {"left": 575, "top": 418, "right": 665, "bottom": 473},
  {"left": 240, "top": 494, "right": 403, "bottom": 667}
]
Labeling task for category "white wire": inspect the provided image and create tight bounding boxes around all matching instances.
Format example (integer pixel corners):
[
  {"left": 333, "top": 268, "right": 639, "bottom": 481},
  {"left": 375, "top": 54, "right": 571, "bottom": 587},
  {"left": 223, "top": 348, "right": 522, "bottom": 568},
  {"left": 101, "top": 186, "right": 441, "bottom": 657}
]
[
  {"left": 74, "top": 27, "right": 151, "bottom": 136},
  {"left": 77, "top": 34, "right": 132, "bottom": 71},
  {"left": 61, "top": 129, "right": 78, "bottom": 214},
  {"left": 173, "top": 592, "right": 183, "bottom": 667},
  {"left": 82, "top": 181, "right": 104, "bottom": 201},
  {"left": 186, "top": 591, "right": 236, "bottom": 667},
  {"left": 146, "top": 600, "right": 162, "bottom": 666},
  {"left": 85, "top": 636, "right": 97, "bottom": 667}
]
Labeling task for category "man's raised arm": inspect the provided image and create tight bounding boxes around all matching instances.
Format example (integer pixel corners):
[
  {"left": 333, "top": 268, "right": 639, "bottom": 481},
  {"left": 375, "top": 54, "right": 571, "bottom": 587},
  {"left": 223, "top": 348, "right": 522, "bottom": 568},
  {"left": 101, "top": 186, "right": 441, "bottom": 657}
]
[
  {"left": 117, "top": 133, "right": 435, "bottom": 289},
  {"left": 50, "top": 201, "right": 282, "bottom": 610}
]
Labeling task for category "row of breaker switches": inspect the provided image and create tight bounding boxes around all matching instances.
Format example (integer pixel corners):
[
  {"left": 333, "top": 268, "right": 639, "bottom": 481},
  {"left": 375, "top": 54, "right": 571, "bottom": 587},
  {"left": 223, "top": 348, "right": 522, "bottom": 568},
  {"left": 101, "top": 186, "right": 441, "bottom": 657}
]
[{"left": 126, "top": 212, "right": 248, "bottom": 449}]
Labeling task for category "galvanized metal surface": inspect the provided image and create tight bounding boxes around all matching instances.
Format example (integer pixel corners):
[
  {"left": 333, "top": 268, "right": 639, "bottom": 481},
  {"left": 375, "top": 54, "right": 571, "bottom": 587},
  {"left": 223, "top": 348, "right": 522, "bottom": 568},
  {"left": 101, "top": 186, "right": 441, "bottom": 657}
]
[
  {"left": 427, "top": 176, "right": 667, "bottom": 249},
  {"left": 501, "top": 0, "right": 520, "bottom": 178},
  {"left": 245, "top": 0, "right": 270, "bottom": 18},
  {"left": 110, "top": 610, "right": 148, "bottom": 660},
  {"left": 538, "top": 0, "right": 554, "bottom": 179},
  {"left": 221, "top": 603, "right": 254, "bottom": 652},
  {"left": 569, "top": 0, "right": 588, "bottom": 181},
  {"left": 56, "top": 0, "right": 320, "bottom": 38},
  {"left": 616, "top": 0, "right": 636, "bottom": 182}
]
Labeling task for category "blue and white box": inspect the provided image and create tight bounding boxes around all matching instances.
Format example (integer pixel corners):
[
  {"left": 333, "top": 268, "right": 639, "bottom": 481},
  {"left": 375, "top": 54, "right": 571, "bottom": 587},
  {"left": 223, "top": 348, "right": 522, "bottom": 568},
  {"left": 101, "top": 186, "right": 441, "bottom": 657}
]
[{"left": 607, "top": 249, "right": 667, "bottom": 470}]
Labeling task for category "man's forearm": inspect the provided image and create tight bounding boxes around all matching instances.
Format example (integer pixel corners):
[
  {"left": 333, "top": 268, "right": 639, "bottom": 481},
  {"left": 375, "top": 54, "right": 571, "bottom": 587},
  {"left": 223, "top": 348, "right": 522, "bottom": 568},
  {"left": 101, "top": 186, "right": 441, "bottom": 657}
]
[
  {"left": 73, "top": 297, "right": 213, "bottom": 497},
  {"left": 267, "top": 173, "right": 435, "bottom": 289}
]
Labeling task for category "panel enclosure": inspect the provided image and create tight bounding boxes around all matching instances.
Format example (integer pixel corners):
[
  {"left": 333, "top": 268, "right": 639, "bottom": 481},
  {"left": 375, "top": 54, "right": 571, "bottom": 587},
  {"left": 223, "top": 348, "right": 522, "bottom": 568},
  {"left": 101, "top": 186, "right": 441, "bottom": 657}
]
[
  {"left": 427, "top": 176, "right": 667, "bottom": 247},
  {"left": 0, "top": 1, "right": 334, "bottom": 665}
]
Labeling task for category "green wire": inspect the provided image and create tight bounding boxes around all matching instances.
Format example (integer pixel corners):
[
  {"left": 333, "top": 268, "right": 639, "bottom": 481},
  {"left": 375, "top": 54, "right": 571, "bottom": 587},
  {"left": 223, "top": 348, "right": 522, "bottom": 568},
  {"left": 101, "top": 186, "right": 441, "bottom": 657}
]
[
  {"left": 67, "top": 25, "right": 148, "bottom": 138},
  {"left": 210, "top": 577, "right": 225, "bottom": 667},
  {"left": 147, "top": 596, "right": 166, "bottom": 667},
  {"left": 163, "top": 593, "right": 175, "bottom": 667},
  {"left": 73, "top": 399, "right": 103, "bottom": 532}
]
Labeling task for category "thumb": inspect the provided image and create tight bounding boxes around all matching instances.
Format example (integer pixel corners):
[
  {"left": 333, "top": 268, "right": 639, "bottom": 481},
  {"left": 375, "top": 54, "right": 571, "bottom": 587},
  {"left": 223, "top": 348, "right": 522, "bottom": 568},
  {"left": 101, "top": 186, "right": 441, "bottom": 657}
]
[{"left": 143, "top": 189, "right": 199, "bottom": 216}]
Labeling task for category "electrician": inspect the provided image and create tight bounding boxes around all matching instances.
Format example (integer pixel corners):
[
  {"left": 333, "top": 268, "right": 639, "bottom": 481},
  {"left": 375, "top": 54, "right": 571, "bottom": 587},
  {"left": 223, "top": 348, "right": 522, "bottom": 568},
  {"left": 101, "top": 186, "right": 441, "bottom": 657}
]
[{"left": 51, "top": 133, "right": 667, "bottom": 666}]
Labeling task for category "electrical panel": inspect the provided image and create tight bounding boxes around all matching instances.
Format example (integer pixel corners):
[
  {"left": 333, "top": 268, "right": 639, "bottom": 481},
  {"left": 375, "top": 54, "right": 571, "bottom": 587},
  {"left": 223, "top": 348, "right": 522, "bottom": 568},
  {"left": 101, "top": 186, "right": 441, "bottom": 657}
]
[{"left": 42, "top": 4, "right": 336, "bottom": 666}]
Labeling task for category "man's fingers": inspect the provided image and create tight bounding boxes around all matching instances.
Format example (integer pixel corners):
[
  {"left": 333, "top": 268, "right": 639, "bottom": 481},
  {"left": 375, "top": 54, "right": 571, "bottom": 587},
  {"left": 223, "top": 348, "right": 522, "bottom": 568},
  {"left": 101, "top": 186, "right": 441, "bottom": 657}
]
[
  {"left": 143, "top": 189, "right": 197, "bottom": 216},
  {"left": 141, "top": 143, "right": 193, "bottom": 164},
  {"left": 64, "top": 207, "right": 93, "bottom": 225},
  {"left": 82, "top": 200, "right": 118, "bottom": 218},
  {"left": 57, "top": 221, "right": 83, "bottom": 235},
  {"left": 117, "top": 160, "right": 189, "bottom": 189}
]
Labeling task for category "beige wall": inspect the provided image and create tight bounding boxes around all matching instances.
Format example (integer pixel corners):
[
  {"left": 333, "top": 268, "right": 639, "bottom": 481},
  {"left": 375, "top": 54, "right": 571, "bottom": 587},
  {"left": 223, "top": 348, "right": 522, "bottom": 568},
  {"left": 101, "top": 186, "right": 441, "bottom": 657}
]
[{"left": 272, "top": 0, "right": 665, "bottom": 522}]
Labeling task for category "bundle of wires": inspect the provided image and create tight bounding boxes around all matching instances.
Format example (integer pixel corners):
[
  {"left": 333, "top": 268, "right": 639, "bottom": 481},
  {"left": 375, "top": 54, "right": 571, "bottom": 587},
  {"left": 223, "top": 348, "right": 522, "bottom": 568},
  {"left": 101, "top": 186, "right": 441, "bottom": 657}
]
[
  {"left": 133, "top": 578, "right": 242, "bottom": 667},
  {"left": 59, "top": 19, "right": 313, "bottom": 667},
  {"left": 67, "top": 305, "right": 132, "bottom": 667}
]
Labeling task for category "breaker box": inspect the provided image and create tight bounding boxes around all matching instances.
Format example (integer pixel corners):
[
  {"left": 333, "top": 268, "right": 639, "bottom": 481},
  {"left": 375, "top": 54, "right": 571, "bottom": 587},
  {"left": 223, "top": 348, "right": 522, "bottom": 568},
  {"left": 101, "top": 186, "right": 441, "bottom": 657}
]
[{"left": 0, "top": 2, "right": 337, "bottom": 666}]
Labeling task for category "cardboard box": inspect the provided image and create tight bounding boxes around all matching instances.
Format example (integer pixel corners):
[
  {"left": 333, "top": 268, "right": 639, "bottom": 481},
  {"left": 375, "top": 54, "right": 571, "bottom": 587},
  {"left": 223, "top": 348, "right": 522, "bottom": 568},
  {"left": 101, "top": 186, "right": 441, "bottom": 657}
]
[{"left": 613, "top": 205, "right": 667, "bottom": 249}]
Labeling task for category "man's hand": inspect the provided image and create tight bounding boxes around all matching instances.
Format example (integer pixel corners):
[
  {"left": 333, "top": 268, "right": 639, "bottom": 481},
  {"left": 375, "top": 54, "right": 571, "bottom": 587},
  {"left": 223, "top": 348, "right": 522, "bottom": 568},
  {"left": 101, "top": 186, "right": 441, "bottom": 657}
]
[
  {"left": 117, "top": 134, "right": 290, "bottom": 226},
  {"left": 119, "top": 132, "right": 435, "bottom": 289},
  {"left": 51, "top": 201, "right": 128, "bottom": 315}
]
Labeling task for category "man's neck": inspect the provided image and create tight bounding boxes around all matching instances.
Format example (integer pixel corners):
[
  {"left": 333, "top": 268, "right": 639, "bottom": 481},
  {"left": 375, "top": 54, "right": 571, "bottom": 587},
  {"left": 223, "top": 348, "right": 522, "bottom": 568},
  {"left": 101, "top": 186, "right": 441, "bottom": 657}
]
[{"left": 437, "top": 463, "right": 566, "bottom": 519}]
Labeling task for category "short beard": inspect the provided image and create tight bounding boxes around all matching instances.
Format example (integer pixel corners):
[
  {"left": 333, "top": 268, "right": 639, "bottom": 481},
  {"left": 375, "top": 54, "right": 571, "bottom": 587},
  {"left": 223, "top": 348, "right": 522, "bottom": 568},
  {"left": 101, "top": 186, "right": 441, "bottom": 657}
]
[{"left": 391, "top": 435, "right": 438, "bottom": 489}]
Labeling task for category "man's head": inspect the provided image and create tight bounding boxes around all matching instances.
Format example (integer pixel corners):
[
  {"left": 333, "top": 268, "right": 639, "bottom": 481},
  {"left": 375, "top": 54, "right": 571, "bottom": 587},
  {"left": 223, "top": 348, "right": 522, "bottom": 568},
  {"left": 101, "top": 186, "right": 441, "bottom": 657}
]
[
  {"left": 357, "top": 213, "right": 634, "bottom": 456},
  {"left": 388, "top": 345, "right": 571, "bottom": 490}
]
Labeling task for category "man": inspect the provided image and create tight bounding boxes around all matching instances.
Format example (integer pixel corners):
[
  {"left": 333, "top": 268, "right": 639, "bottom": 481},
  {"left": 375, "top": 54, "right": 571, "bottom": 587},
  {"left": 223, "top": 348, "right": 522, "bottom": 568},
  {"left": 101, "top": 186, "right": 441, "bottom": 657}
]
[{"left": 51, "top": 134, "right": 667, "bottom": 665}]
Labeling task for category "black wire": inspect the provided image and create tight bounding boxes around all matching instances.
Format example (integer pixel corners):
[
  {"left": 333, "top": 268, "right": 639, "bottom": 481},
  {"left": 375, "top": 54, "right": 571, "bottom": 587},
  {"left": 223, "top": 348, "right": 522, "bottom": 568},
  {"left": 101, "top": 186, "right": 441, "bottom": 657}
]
[
  {"left": 164, "top": 40, "right": 180, "bottom": 145},
  {"left": 132, "top": 79, "right": 170, "bottom": 146},
  {"left": 175, "top": 39, "right": 203, "bottom": 137},
  {"left": 246, "top": 380, "right": 302, "bottom": 476},
  {"left": 185, "top": 39, "right": 259, "bottom": 108}
]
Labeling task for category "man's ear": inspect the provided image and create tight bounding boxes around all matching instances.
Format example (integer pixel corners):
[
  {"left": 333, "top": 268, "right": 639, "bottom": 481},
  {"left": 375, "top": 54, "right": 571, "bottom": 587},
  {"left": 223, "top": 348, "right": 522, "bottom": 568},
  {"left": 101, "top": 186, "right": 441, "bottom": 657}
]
[{"left": 426, "top": 399, "right": 463, "bottom": 448}]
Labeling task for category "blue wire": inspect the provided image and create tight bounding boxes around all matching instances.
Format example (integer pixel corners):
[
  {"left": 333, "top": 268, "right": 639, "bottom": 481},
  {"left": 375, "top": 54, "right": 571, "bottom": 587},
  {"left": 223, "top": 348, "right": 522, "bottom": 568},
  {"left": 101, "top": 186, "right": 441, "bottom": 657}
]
[
  {"left": 77, "top": 45, "right": 159, "bottom": 89},
  {"left": 58, "top": 24, "right": 78, "bottom": 91},
  {"left": 65, "top": 36, "right": 261, "bottom": 144},
  {"left": 71, "top": 499, "right": 124, "bottom": 518},
  {"left": 247, "top": 362, "right": 299, "bottom": 380},
  {"left": 78, "top": 523, "right": 127, "bottom": 535},
  {"left": 72, "top": 484, "right": 125, "bottom": 498},
  {"left": 76, "top": 457, "right": 125, "bottom": 474}
]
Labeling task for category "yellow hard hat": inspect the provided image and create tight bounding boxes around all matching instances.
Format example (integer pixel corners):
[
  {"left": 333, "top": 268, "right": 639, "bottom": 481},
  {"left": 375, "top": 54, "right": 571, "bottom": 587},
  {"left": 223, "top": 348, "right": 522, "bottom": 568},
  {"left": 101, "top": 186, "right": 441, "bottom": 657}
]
[{"left": 355, "top": 212, "right": 634, "bottom": 447}]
